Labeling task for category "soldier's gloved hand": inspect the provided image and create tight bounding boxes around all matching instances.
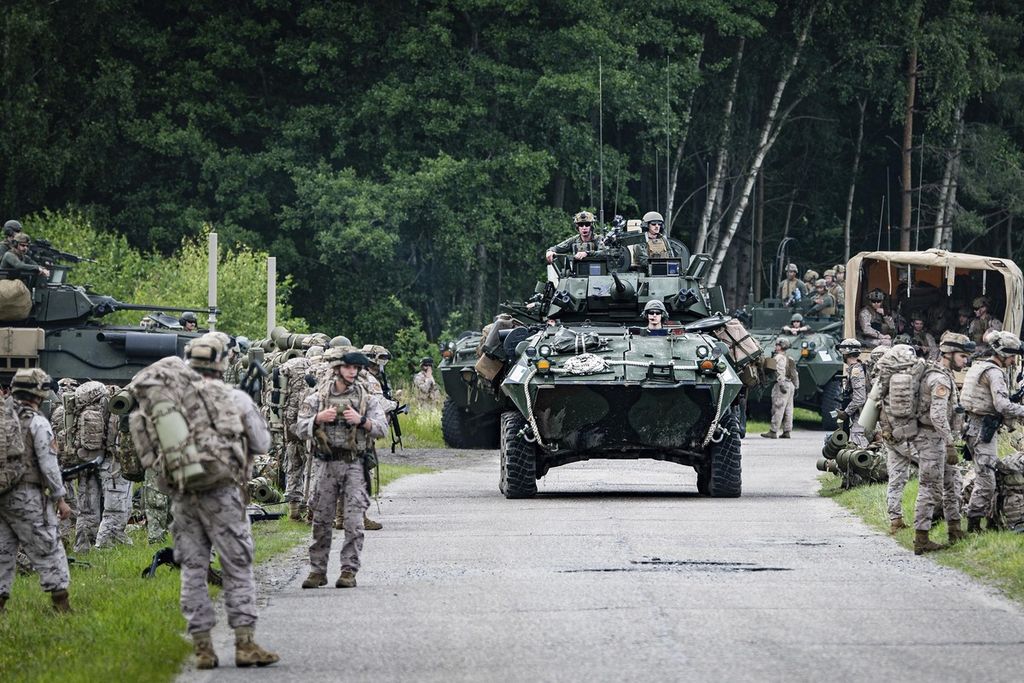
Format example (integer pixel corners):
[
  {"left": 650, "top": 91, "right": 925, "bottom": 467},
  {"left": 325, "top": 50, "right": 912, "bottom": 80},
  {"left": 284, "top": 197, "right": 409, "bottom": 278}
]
[
  {"left": 835, "top": 410, "right": 848, "bottom": 422},
  {"left": 56, "top": 498, "right": 72, "bottom": 521},
  {"left": 946, "top": 444, "right": 959, "bottom": 465}
]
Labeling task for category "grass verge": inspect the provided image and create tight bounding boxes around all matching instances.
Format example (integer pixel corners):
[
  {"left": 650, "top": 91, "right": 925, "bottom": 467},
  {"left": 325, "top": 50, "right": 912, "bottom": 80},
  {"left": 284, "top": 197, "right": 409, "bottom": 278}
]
[
  {"left": 820, "top": 473, "right": 1024, "bottom": 604},
  {"left": 0, "top": 462, "right": 433, "bottom": 683},
  {"left": 385, "top": 394, "right": 444, "bottom": 448},
  {"left": 747, "top": 406, "right": 823, "bottom": 435}
]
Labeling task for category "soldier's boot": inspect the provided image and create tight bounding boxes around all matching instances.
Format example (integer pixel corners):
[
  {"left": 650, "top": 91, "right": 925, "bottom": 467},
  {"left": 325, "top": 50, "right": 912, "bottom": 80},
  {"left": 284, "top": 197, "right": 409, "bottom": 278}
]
[
  {"left": 301, "top": 572, "right": 327, "bottom": 589},
  {"left": 333, "top": 500, "right": 345, "bottom": 530},
  {"left": 967, "top": 516, "right": 983, "bottom": 533},
  {"left": 335, "top": 570, "right": 357, "bottom": 588},
  {"left": 234, "top": 627, "right": 279, "bottom": 668},
  {"left": 364, "top": 515, "right": 383, "bottom": 531},
  {"left": 192, "top": 631, "right": 219, "bottom": 670},
  {"left": 913, "top": 529, "right": 945, "bottom": 555},
  {"left": 986, "top": 516, "right": 1003, "bottom": 531},
  {"left": 288, "top": 501, "right": 302, "bottom": 521},
  {"left": 760, "top": 431, "right": 778, "bottom": 439},
  {"left": 50, "top": 589, "right": 72, "bottom": 614},
  {"left": 889, "top": 518, "right": 909, "bottom": 534},
  {"left": 780, "top": 432, "right": 792, "bottom": 439},
  {"left": 0, "top": 593, "right": 7, "bottom": 614},
  {"left": 947, "top": 520, "right": 966, "bottom": 544}
]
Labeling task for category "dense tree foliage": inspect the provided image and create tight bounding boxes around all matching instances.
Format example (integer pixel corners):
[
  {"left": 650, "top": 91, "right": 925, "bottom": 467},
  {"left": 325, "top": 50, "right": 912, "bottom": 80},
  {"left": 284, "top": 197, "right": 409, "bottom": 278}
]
[{"left": 3, "top": 0, "right": 1023, "bottom": 348}]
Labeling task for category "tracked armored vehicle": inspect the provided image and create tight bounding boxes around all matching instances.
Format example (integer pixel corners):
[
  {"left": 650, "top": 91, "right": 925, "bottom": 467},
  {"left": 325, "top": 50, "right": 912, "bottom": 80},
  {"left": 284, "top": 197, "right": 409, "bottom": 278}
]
[
  {"left": 443, "top": 224, "right": 758, "bottom": 498},
  {"left": 0, "top": 263, "right": 206, "bottom": 384}
]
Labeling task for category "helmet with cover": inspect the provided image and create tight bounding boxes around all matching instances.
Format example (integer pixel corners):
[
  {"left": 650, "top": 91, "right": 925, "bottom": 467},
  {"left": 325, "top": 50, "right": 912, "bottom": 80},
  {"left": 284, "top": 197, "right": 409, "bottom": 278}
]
[
  {"left": 11, "top": 368, "right": 53, "bottom": 399},
  {"left": 573, "top": 211, "right": 595, "bottom": 225},
  {"left": 329, "top": 335, "right": 352, "bottom": 348},
  {"left": 867, "top": 288, "right": 886, "bottom": 303},
  {"left": 643, "top": 299, "right": 667, "bottom": 315},
  {"left": 938, "top": 332, "right": 974, "bottom": 355},
  {"left": 775, "top": 338, "right": 791, "bottom": 350},
  {"left": 989, "top": 331, "right": 1023, "bottom": 358},
  {"left": 836, "top": 338, "right": 862, "bottom": 356},
  {"left": 186, "top": 333, "right": 228, "bottom": 373}
]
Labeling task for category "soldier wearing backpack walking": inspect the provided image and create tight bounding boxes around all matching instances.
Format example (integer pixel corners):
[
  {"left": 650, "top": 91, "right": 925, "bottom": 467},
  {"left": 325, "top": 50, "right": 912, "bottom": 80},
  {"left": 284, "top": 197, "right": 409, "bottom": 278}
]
[
  {"left": 125, "top": 334, "right": 278, "bottom": 669},
  {"left": 297, "top": 349, "right": 386, "bottom": 590},
  {"left": 911, "top": 332, "right": 973, "bottom": 554},
  {"left": 0, "top": 369, "right": 72, "bottom": 613},
  {"left": 961, "top": 331, "right": 1024, "bottom": 532}
]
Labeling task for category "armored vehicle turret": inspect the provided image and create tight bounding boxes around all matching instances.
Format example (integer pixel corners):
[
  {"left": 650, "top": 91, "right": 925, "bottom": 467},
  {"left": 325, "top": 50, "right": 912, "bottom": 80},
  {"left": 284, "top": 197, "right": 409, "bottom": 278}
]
[
  {"left": 441, "top": 222, "right": 759, "bottom": 497},
  {"left": 0, "top": 263, "right": 207, "bottom": 384}
]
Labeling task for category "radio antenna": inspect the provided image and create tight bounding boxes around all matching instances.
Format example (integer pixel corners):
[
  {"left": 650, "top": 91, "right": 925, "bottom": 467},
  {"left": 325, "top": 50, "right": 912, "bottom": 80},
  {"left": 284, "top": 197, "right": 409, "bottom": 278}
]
[
  {"left": 598, "top": 56, "right": 605, "bottom": 229},
  {"left": 665, "top": 55, "right": 671, "bottom": 228}
]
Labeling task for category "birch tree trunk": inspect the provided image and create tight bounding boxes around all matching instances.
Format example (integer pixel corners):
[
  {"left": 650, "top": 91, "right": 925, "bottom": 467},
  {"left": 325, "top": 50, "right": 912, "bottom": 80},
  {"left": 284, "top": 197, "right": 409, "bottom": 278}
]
[
  {"left": 695, "top": 37, "right": 744, "bottom": 253},
  {"left": 899, "top": 43, "right": 918, "bottom": 251},
  {"left": 843, "top": 98, "right": 867, "bottom": 262},
  {"left": 933, "top": 102, "right": 965, "bottom": 249},
  {"left": 665, "top": 36, "right": 705, "bottom": 239},
  {"left": 707, "top": 11, "right": 813, "bottom": 286}
]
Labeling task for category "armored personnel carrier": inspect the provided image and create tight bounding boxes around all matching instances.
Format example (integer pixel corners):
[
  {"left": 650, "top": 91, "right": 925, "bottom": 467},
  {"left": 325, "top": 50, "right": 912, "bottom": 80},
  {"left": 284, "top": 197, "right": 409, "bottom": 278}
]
[
  {"left": 739, "top": 299, "right": 843, "bottom": 430},
  {"left": 442, "top": 222, "right": 758, "bottom": 498},
  {"left": 0, "top": 263, "right": 206, "bottom": 384}
]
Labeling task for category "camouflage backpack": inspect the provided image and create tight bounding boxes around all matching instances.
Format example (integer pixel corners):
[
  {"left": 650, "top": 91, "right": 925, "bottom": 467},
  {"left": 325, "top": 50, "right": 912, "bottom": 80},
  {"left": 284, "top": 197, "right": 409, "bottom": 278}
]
[
  {"left": 0, "top": 396, "right": 27, "bottom": 495},
  {"left": 126, "top": 356, "right": 247, "bottom": 493},
  {"left": 113, "top": 415, "right": 144, "bottom": 482},
  {"left": 875, "top": 345, "right": 926, "bottom": 440},
  {"left": 996, "top": 453, "right": 1024, "bottom": 530},
  {"left": 71, "top": 380, "right": 110, "bottom": 453},
  {"left": 278, "top": 356, "right": 312, "bottom": 432}
]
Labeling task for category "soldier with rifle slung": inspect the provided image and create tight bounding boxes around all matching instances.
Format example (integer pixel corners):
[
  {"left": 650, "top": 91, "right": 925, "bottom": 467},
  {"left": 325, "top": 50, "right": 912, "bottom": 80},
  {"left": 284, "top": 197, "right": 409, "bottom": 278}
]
[
  {"left": 961, "top": 331, "right": 1024, "bottom": 532},
  {"left": 1, "top": 233, "right": 51, "bottom": 280}
]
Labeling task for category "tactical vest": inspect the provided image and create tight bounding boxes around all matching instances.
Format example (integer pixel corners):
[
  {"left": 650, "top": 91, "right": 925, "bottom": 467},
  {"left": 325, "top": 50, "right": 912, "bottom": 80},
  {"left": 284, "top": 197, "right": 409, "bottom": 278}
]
[
  {"left": 816, "top": 294, "right": 837, "bottom": 316},
  {"left": 961, "top": 361, "right": 999, "bottom": 415},
  {"left": 646, "top": 238, "right": 669, "bottom": 258},
  {"left": 779, "top": 279, "right": 801, "bottom": 300},
  {"left": 319, "top": 382, "right": 373, "bottom": 454},
  {"left": 918, "top": 366, "right": 962, "bottom": 433},
  {"left": 16, "top": 404, "right": 43, "bottom": 486}
]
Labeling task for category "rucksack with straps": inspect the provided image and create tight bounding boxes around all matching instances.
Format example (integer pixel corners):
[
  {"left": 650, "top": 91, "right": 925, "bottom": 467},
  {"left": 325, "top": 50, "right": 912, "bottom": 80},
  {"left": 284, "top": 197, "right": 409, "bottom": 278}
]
[{"left": 0, "top": 396, "right": 27, "bottom": 495}]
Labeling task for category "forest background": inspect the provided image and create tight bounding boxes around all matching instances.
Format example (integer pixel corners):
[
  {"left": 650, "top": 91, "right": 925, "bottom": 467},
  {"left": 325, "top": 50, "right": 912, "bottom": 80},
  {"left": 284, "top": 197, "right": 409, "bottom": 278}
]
[{"left": 2, "top": 0, "right": 1023, "bottom": 368}]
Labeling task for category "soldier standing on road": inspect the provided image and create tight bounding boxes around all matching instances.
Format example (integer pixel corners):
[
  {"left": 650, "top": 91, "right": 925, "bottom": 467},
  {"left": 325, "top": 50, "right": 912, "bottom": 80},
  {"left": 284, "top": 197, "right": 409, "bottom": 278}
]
[
  {"left": 858, "top": 289, "right": 894, "bottom": 348},
  {"left": 777, "top": 263, "right": 806, "bottom": 303},
  {"left": 876, "top": 345, "right": 920, "bottom": 534},
  {"left": 412, "top": 358, "right": 440, "bottom": 403},
  {"left": 836, "top": 339, "right": 868, "bottom": 447},
  {"left": 356, "top": 344, "right": 400, "bottom": 532},
  {"left": 911, "top": 332, "right": 973, "bottom": 553},
  {"left": 961, "top": 331, "right": 1024, "bottom": 532},
  {"left": 297, "top": 350, "right": 386, "bottom": 590},
  {"left": 0, "top": 369, "right": 72, "bottom": 613},
  {"left": 762, "top": 338, "right": 795, "bottom": 439},
  {"left": 546, "top": 211, "right": 598, "bottom": 264}
]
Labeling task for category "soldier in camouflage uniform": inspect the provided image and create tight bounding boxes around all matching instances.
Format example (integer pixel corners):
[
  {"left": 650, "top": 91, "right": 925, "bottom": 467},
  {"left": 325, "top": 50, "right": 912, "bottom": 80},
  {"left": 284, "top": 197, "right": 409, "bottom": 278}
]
[
  {"left": 908, "top": 313, "right": 938, "bottom": 361},
  {"left": 280, "top": 350, "right": 315, "bottom": 520},
  {"left": 163, "top": 334, "right": 278, "bottom": 668},
  {"left": 95, "top": 386, "right": 132, "bottom": 548},
  {"left": 142, "top": 467, "right": 171, "bottom": 544},
  {"left": 875, "top": 345, "right": 920, "bottom": 534},
  {"left": 412, "top": 357, "right": 440, "bottom": 403},
  {"left": 911, "top": 332, "right": 972, "bottom": 553},
  {"left": 298, "top": 350, "right": 386, "bottom": 590},
  {"left": 858, "top": 288, "right": 894, "bottom": 348},
  {"left": 546, "top": 211, "right": 598, "bottom": 264},
  {"left": 967, "top": 296, "right": 1003, "bottom": 352},
  {"left": 961, "top": 331, "right": 1024, "bottom": 532},
  {"left": 777, "top": 263, "right": 805, "bottom": 302},
  {"left": 762, "top": 338, "right": 794, "bottom": 439},
  {"left": 0, "top": 369, "right": 72, "bottom": 613},
  {"left": 824, "top": 268, "right": 844, "bottom": 306},
  {"left": 356, "top": 344, "right": 401, "bottom": 531},
  {"left": 51, "top": 378, "right": 78, "bottom": 547},
  {"left": 836, "top": 338, "right": 868, "bottom": 447}
]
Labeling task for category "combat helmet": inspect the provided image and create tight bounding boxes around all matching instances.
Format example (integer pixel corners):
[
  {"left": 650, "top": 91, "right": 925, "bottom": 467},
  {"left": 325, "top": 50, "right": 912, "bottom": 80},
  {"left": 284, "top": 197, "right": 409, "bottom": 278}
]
[
  {"left": 814, "top": 279, "right": 826, "bottom": 288},
  {"left": 836, "top": 338, "right": 862, "bottom": 356},
  {"left": 938, "top": 332, "right": 974, "bottom": 355},
  {"left": 11, "top": 368, "right": 53, "bottom": 399},
  {"left": 3, "top": 219, "right": 22, "bottom": 236},
  {"left": 785, "top": 263, "right": 798, "bottom": 274},
  {"left": 989, "top": 331, "right": 1023, "bottom": 358},
  {"left": 305, "top": 345, "right": 324, "bottom": 359},
  {"left": 867, "top": 288, "right": 886, "bottom": 302},
  {"left": 362, "top": 344, "right": 391, "bottom": 364},
  {"left": 775, "top": 338, "right": 791, "bottom": 350},
  {"left": 803, "top": 269, "right": 819, "bottom": 282},
  {"left": 323, "top": 346, "right": 347, "bottom": 368},
  {"left": 972, "top": 296, "right": 991, "bottom": 310},
  {"left": 823, "top": 269, "right": 836, "bottom": 278},
  {"left": 235, "top": 336, "right": 251, "bottom": 354},
  {"left": 790, "top": 313, "right": 804, "bottom": 323},
  {"left": 329, "top": 335, "right": 352, "bottom": 348},
  {"left": 573, "top": 210, "right": 595, "bottom": 225},
  {"left": 179, "top": 311, "right": 198, "bottom": 326},
  {"left": 186, "top": 333, "right": 228, "bottom": 373},
  {"left": 643, "top": 299, "right": 667, "bottom": 315},
  {"left": 420, "top": 357, "right": 434, "bottom": 367},
  {"left": 641, "top": 211, "right": 664, "bottom": 231}
]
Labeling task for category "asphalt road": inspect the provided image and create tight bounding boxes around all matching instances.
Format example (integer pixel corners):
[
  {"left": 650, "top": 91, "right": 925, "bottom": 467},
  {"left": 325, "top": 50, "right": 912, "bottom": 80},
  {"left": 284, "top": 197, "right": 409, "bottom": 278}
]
[{"left": 187, "top": 430, "right": 1024, "bottom": 682}]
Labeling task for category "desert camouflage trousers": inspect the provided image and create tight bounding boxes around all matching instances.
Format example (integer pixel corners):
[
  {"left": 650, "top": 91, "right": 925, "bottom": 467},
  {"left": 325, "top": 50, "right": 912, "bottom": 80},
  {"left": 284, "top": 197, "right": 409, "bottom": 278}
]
[
  {"left": 849, "top": 416, "right": 868, "bottom": 448},
  {"left": 308, "top": 458, "right": 369, "bottom": 575},
  {"left": 965, "top": 434, "right": 999, "bottom": 519},
  {"left": 885, "top": 439, "right": 917, "bottom": 522},
  {"left": 72, "top": 471, "right": 101, "bottom": 552},
  {"left": 1003, "top": 487, "right": 1024, "bottom": 529},
  {"left": 770, "top": 380, "right": 794, "bottom": 434},
  {"left": 170, "top": 485, "right": 257, "bottom": 635},
  {"left": 142, "top": 468, "right": 170, "bottom": 544},
  {"left": 0, "top": 483, "right": 70, "bottom": 595},
  {"left": 95, "top": 457, "right": 132, "bottom": 548},
  {"left": 911, "top": 434, "right": 961, "bottom": 531},
  {"left": 284, "top": 436, "right": 311, "bottom": 505}
]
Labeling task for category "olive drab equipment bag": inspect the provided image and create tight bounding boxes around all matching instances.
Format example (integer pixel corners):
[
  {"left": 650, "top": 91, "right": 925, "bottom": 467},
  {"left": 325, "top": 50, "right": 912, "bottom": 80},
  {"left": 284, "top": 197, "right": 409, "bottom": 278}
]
[
  {"left": 126, "top": 356, "right": 247, "bottom": 492},
  {"left": 0, "top": 396, "right": 27, "bottom": 495},
  {"left": 72, "top": 381, "right": 110, "bottom": 452}
]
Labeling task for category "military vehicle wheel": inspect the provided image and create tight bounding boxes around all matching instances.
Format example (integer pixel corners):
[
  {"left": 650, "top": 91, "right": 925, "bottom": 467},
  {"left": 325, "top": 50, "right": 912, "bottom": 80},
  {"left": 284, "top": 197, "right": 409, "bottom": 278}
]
[
  {"left": 819, "top": 377, "right": 842, "bottom": 431},
  {"left": 499, "top": 411, "right": 537, "bottom": 499},
  {"left": 442, "top": 398, "right": 500, "bottom": 449},
  {"left": 698, "top": 411, "right": 742, "bottom": 498}
]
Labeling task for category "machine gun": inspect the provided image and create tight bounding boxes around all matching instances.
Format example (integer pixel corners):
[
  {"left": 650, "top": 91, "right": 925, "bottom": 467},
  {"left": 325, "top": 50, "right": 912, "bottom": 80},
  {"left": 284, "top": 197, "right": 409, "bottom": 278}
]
[
  {"left": 239, "top": 348, "right": 268, "bottom": 403},
  {"left": 61, "top": 455, "right": 103, "bottom": 480},
  {"left": 29, "top": 238, "right": 96, "bottom": 265},
  {"left": 378, "top": 366, "right": 408, "bottom": 453}
]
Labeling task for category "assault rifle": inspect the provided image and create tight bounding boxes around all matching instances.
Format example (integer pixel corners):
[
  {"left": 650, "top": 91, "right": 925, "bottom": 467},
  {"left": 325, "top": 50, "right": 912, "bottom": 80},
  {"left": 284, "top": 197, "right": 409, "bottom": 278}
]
[
  {"left": 141, "top": 547, "right": 223, "bottom": 585},
  {"left": 61, "top": 455, "right": 103, "bottom": 480},
  {"left": 239, "top": 348, "right": 268, "bottom": 403},
  {"left": 28, "top": 238, "right": 95, "bottom": 265},
  {"left": 977, "top": 367, "right": 1024, "bottom": 444},
  {"left": 378, "top": 367, "right": 407, "bottom": 453}
]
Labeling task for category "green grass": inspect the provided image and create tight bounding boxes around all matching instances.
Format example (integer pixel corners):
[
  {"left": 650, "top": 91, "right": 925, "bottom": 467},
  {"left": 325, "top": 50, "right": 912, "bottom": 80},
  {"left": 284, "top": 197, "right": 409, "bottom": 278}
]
[
  {"left": 747, "top": 406, "right": 823, "bottom": 434},
  {"left": 385, "top": 394, "right": 444, "bottom": 448},
  {"left": 1, "top": 463, "right": 432, "bottom": 683},
  {"left": 820, "top": 473, "right": 1024, "bottom": 603}
]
